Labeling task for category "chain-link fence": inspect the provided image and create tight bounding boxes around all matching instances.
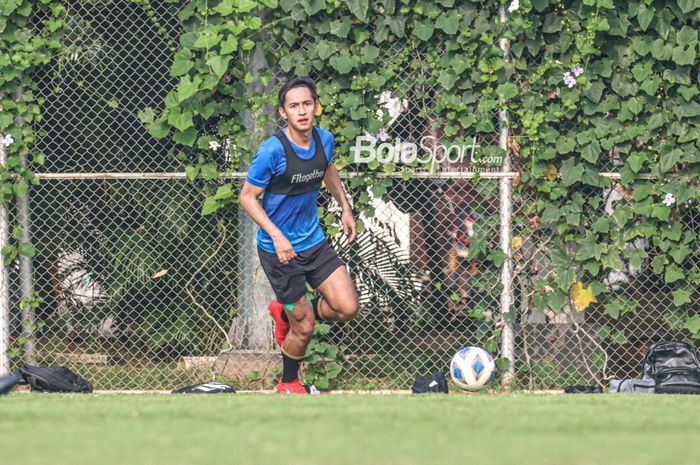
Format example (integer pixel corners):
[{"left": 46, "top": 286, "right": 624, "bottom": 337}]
[{"left": 0, "top": 0, "right": 689, "bottom": 390}]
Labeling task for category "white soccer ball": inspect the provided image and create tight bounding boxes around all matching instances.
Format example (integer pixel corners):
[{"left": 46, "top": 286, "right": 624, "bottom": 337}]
[{"left": 450, "top": 346, "right": 496, "bottom": 391}]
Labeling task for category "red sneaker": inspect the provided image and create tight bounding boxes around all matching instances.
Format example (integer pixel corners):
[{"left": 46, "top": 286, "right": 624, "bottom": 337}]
[
  {"left": 276, "top": 378, "right": 308, "bottom": 395},
  {"left": 268, "top": 300, "right": 290, "bottom": 346}
]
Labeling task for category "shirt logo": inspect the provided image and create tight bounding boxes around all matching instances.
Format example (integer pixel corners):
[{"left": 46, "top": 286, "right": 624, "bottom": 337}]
[{"left": 291, "top": 169, "right": 324, "bottom": 184}]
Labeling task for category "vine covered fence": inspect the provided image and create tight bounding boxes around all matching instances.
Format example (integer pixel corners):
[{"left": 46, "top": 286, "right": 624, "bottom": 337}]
[{"left": 0, "top": 0, "right": 698, "bottom": 390}]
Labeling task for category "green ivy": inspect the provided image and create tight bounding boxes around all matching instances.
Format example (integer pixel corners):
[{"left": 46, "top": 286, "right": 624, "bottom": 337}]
[{"left": 0, "top": 0, "right": 64, "bottom": 264}]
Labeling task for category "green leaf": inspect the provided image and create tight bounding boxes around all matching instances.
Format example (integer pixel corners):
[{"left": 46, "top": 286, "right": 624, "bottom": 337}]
[
  {"left": 677, "top": 25, "right": 698, "bottom": 46},
  {"left": 627, "top": 153, "right": 647, "bottom": 173},
  {"left": 497, "top": 82, "right": 518, "bottom": 100},
  {"left": 329, "top": 53, "right": 356, "bottom": 74},
  {"left": 346, "top": 0, "right": 369, "bottom": 21},
  {"left": 560, "top": 158, "right": 583, "bottom": 186},
  {"left": 626, "top": 97, "right": 643, "bottom": 115},
  {"left": 677, "top": 0, "right": 699, "bottom": 14},
  {"left": 673, "top": 101, "right": 700, "bottom": 118},
  {"left": 168, "top": 110, "right": 194, "bottom": 131},
  {"left": 581, "top": 141, "right": 600, "bottom": 164},
  {"left": 438, "top": 73, "right": 458, "bottom": 90},
  {"left": 684, "top": 316, "right": 700, "bottom": 337},
  {"left": 672, "top": 46, "right": 696, "bottom": 66},
  {"left": 678, "top": 86, "right": 700, "bottom": 101},
  {"left": 412, "top": 22, "right": 434, "bottom": 41},
  {"left": 18, "top": 243, "right": 35, "bottom": 257},
  {"left": 604, "top": 296, "right": 638, "bottom": 320},
  {"left": 177, "top": 75, "right": 202, "bottom": 102},
  {"left": 436, "top": 11, "right": 460, "bottom": 35},
  {"left": 330, "top": 17, "right": 351, "bottom": 37},
  {"left": 202, "top": 197, "right": 219, "bottom": 215},
  {"left": 651, "top": 204, "right": 671, "bottom": 221},
  {"left": 206, "top": 55, "right": 231, "bottom": 78},
  {"left": 185, "top": 165, "right": 199, "bottom": 181},
  {"left": 316, "top": 40, "right": 336, "bottom": 60},
  {"left": 213, "top": 0, "right": 234, "bottom": 15},
  {"left": 234, "top": 0, "right": 257, "bottom": 13},
  {"left": 631, "top": 62, "right": 652, "bottom": 82},
  {"left": 640, "top": 76, "right": 661, "bottom": 96},
  {"left": 173, "top": 127, "right": 197, "bottom": 146},
  {"left": 664, "top": 264, "right": 685, "bottom": 283},
  {"left": 672, "top": 288, "right": 692, "bottom": 307},
  {"left": 659, "top": 148, "right": 682, "bottom": 174},
  {"left": 148, "top": 119, "right": 170, "bottom": 139},
  {"left": 220, "top": 35, "right": 239, "bottom": 54},
  {"left": 193, "top": 29, "right": 223, "bottom": 49},
  {"left": 669, "top": 245, "right": 690, "bottom": 263},
  {"left": 200, "top": 163, "right": 219, "bottom": 180},
  {"left": 636, "top": 5, "right": 655, "bottom": 32}
]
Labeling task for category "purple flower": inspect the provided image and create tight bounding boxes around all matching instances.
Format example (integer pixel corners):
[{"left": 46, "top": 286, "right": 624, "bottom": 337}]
[
  {"left": 563, "top": 72, "right": 577, "bottom": 88},
  {"left": 662, "top": 193, "right": 676, "bottom": 207},
  {"left": 376, "top": 131, "right": 388, "bottom": 142},
  {"left": 572, "top": 66, "right": 584, "bottom": 77}
]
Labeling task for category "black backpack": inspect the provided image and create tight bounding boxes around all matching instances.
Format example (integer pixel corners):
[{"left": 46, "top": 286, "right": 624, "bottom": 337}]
[
  {"left": 643, "top": 341, "right": 700, "bottom": 394},
  {"left": 412, "top": 373, "right": 449, "bottom": 394},
  {"left": 19, "top": 365, "right": 93, "bottom": 393}
]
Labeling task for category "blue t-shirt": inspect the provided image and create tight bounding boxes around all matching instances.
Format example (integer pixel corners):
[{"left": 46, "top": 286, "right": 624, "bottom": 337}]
[{"left": 246, "top": 127, "right": 335, "bottom": 253}]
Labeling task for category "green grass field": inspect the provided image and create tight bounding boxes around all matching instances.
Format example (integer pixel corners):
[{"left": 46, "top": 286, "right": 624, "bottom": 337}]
[{"left": 1, "top": 393, "right": 698, "bottom": 465}]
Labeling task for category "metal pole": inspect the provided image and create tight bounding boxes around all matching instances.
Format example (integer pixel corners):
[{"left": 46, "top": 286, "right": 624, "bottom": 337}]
[
  {"left": 0, "top": 140, "right": 10, "bottom": 375},
  {"left": 498, "top": 4, "right": 516, "bottom": 388},
  {"left": 18, "top": 178, "right": 34, "bottom": 362},
  {"left": 15, "top": 83, "right": 35, "bottom": 363}
]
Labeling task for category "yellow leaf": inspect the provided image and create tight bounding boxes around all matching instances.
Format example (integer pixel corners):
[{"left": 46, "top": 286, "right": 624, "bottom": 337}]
[
  {"left": 315, "top": 102, "right": 323, "bottom": 116},
  {"left": 570, "top": 282, "right": 597, "bottom": 312},
  {"left": 511, "top": 236, "right": 523, "bottom": 250}
]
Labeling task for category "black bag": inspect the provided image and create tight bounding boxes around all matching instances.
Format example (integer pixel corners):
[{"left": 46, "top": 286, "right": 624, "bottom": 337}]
[
  {"left": 0, "top": 373, "right": 21, "bottom": 395},
  {"left": 564, "top": 385, "right": 602, "bottom": 394},
  {"left": 172, "top": 382, "right": 235, "bottom": 394},
  {"left": 412, "top": 373, "right": 448, "bottom": 394},
  {"left": 19, "top": 364, "right": 93, "bottom": 393},
  {"left": 643, "top": 341, "right": 700, "bottom": 394}
]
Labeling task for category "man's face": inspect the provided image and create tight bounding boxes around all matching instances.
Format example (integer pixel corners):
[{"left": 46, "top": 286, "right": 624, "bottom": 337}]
[{"left": 279, "top": 86, "right": 316, "bottom": 132}]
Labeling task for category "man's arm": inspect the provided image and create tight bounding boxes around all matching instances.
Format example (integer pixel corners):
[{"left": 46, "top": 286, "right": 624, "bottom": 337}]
[
  {"left": 239, "top": 182, "right": 297, "bottom": 264},
  {"left": 323, "top": 163, "right": 356, "bottom": 243}
]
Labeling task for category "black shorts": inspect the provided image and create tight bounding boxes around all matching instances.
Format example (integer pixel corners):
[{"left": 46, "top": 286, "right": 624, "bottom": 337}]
[{"left": 258, "top": 240, "right": 345, "bottom": 304}]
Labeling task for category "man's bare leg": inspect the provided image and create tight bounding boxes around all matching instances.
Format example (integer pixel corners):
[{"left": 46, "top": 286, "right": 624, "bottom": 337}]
[{"left": 315, "top": 266, "right": 359, "bottom": 322}]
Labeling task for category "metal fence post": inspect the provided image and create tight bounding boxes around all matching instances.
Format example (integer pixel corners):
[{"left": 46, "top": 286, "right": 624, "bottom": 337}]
[
  {"left": 498, "top": 4, "right": 516, "bottom": 387},
  {"left": 15, "top": 83, "right": 35, "bottom": 363},
  {"left": 18, "top": 182, "right": 34, "bottom": 362},
  {"left": 0, "top": 140, "right": 10, "bottom": 375}
]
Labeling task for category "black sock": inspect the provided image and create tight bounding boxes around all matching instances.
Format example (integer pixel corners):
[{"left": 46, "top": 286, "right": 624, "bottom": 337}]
[{"left": 282, "top": 353, "right": 301, "bottom": 382}]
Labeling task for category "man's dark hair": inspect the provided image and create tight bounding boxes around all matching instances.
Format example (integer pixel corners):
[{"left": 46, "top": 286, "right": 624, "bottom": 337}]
[{"left": 278, "top": 77, "right": 318, "bottom": 108}]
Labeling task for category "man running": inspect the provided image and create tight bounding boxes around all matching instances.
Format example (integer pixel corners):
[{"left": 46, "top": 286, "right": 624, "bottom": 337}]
[{"left": 239, "top": 77, "right": 360, "bottom": 394}]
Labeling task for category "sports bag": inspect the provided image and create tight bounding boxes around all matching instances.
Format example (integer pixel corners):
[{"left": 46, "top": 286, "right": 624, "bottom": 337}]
[
  {"left": 412, "top": 373, "right": 449, "bottom": 394},
  {"left": 642, "top": 341, "right": 700, "bottom": 394},
  {"left": 19, "top": 364, "right": 93, "bottom": 393},
  {"left": 172, "top": 382, "right": 235, "bottom": 394},
  {"left": 0, "top": 373, "right": 21, "bottom": 395}
]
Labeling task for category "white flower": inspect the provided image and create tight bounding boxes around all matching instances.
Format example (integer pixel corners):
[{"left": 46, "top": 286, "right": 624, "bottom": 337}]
[
  {"left": 376, "top": 131, "right": 388, "bottom": 142},
  {"left": 1, "top": 134, "right": 14, "bottom": 147},
  {"left": 507, "top": 0, "right": 519, "bottom": 12},
  {"left": 208, "top": 141, "right": 221, "bottom": 151},
  {"left": 662, "top": 193, "right": 676, "bottom": 207},
  {"left": 572, "top": 66, "right": 584, "bottom": 77}
]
